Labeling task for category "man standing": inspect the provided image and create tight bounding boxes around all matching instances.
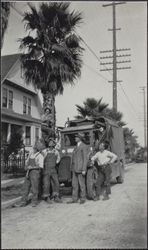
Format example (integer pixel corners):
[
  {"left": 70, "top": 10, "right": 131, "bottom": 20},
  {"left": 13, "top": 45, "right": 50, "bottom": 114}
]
[
  {"left": 14, "top": 141, "right": 44, "bottom": 207},
  {"left": 42, "top": 138, "right": 62, "bottom": 203},
  {"left": 91, "top": 142, "right": 118, "bottom": 200},
  {"left": 67, "top": 133, "right": 88, "bottom": 204}
]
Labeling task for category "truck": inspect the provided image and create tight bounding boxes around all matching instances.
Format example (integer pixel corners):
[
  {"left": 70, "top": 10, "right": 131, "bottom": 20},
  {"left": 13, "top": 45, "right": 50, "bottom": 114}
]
[{"left": 58, "top": 116, "right": 125, "bottom": 199}]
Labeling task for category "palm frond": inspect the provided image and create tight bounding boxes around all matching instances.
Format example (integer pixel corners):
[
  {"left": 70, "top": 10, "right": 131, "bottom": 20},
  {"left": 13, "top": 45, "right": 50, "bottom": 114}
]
[
  {"left": 84, "top": 98, "right": 98, "bottom": 109},
  {"left": 76, "top": 104, "right": 88, "bottom": 118},
  {"left": 23, "top": 5, "right": 41, "bottom": 31}
]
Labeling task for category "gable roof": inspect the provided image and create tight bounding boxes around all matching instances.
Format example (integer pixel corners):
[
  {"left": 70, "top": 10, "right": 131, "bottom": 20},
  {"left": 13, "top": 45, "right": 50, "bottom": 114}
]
[
  {"left": 1, "top": 53, "right": 38, "bottom": 95},
  {"left": 1, "top": 53, "right": 20, "bottom": 82}
]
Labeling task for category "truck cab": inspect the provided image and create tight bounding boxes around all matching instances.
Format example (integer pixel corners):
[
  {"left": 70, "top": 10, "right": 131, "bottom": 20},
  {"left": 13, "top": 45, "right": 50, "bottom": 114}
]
[{"left": 58, "top": 116, "right": 125, "bottom": 198}]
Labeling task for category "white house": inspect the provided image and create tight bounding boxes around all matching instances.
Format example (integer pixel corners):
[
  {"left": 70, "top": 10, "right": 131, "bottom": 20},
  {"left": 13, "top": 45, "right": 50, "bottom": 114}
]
[{"left": 1, "top": 53, "right": 43, "bottom": 152}]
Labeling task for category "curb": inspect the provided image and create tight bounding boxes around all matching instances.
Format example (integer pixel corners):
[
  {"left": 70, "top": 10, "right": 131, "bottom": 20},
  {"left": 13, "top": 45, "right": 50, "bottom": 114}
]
[
  {"left": 1, "top": 178, "right": 24, "bottom": 189},
  {"left": 2, "top": 196, "right": 22, "bottom": 210},
  {"left": 2, "top": 193, "right": 33, "bottom": 210}
]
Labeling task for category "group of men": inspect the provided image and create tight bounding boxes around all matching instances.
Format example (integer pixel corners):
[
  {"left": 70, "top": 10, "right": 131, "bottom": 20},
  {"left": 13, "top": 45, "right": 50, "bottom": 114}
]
[
  {"left": 15, "top": 132, "right": 118, "bottom": 207},
  {"left": 15, "top": 138, "right": 62, "bottom": 207},
  {"left": 67, "top": 133, "right": 117, "bottom": 204}
]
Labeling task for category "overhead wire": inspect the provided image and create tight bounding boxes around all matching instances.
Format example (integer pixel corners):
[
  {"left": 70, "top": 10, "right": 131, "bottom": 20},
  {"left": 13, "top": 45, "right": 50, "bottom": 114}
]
[
  {"left": 77, "top": 34, "right": 113, "bottom": 77},
  {"left": 11, "top": 4, "right": 24, "bottom": 17},
  {"left": 83, "top": 63, "right": 110, "bottom": 82}
]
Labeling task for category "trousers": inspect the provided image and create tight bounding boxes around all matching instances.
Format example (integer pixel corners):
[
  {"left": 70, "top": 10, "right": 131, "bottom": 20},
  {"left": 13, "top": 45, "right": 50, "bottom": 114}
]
[
  {"left": 95, "top": 164, "right": 112, "bottom": 196},
  {"left": 42, "top": 170, "right": 60, "bottom": 198},
  {"left": 72, "top": 171, "right": 86, "bottom": 201},
  {"left": 22, "top": 169, "right": 41, "bottom": 202}
]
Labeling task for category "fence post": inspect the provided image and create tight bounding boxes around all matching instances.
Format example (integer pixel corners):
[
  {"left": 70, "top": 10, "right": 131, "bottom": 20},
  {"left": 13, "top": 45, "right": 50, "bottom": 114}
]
[{"left": 23, "top": 144, "right": 25, "bottom": 169}]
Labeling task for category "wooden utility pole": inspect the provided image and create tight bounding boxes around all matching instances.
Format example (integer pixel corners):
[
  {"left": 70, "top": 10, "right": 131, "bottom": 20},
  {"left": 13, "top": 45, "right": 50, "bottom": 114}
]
[
  {"left": 140, "top": 86, "right": 147, "bottom": 148},
  {"left": 102, "top": 1, "right": 129, "bottom": 111},
  {"left": 112, "top": 2, "right": 117, "bottom": 110}
]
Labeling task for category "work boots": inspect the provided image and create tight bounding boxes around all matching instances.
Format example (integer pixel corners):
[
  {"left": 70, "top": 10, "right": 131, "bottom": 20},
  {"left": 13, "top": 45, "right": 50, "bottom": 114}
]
[
  {"left": 45, "top": 197, "right": 53, "bottom": 204},
  {"left": 93, "top": 196, "right": 100, "bottom": 201},
  {"left": 54, "top": 196, "right": 63, "bottom": 203}
]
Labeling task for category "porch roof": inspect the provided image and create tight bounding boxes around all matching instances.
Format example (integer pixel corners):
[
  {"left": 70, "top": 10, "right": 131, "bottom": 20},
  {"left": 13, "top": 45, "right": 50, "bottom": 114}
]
[{"left": 2, "top": 108, "right": 42, "bottom": 124}]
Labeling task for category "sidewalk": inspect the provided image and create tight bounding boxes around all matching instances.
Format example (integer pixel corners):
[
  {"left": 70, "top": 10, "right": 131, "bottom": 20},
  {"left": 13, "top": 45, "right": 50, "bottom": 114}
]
[
  {"left": 1, "top": 177, "right": 24, "bottom": 209},
  {"left": 1, "top": 177, "right": 24, "bottom": 188}
]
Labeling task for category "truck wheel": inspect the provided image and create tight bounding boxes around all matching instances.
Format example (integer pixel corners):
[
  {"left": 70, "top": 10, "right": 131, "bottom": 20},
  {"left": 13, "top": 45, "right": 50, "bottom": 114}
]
[
  {"left": 116, "top": 176, "right": 124, "bottom": 183},
  {"left": 116, "top": 161, "right": 124, "bottom": 183},
  {"left": 86, "top": 167, "right": 98, "bottom": 199}
]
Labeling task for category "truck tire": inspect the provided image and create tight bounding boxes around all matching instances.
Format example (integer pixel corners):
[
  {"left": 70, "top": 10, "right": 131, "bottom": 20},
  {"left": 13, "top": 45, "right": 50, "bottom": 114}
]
[
  {"left": 86, "top": 167, "right": 98, "bottom": 199},
  {"left": 116, "top": 175, "right": 124, "bottom": 183},
  {"left": 116, "top": 161, "right": 124, "bottom": 184}
]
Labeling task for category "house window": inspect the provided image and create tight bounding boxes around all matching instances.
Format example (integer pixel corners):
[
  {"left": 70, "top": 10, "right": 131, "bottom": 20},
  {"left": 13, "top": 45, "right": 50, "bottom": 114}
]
[
  {"left": 25, "top": 126, "right": 31, "bottom": 145},
  {"left": 28, "top": 98, "right": 31, "bottom": 115},
  {"left": 23, "top": 96, "right": 31, "bottom": 115},
  {"left": 35, "top": 127, "right": 39, "bottom": 142},
  {"left": 23, "top": 96, "right": 27, "bottom": 114},
  {"left": 2, "top": 88, "right": 13, "bottom": 109},
  {"left": 8, "top": 90, "right": 13, "bottom": 109},
  {"left": 2, "top": 88, "right": 7, "bottom": 108}
]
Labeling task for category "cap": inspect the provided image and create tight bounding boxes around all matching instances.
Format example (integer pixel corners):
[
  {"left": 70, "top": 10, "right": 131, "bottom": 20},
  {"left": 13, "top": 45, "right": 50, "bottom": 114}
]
[{"left": 33, "top": 140, "right": 45, "bottom": 151}]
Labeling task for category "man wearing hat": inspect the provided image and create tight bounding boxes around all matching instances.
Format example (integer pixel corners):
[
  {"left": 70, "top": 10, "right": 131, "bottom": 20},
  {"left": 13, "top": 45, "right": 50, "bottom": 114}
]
[
  {"left": 67, "top": 132, "right": 88, "bottom": 204},
  {"left": 14, "top": 140, "right": 44, "bottom": 207},
  {"left": 42, "top": 138, "right": 62, "bottom": 203}
]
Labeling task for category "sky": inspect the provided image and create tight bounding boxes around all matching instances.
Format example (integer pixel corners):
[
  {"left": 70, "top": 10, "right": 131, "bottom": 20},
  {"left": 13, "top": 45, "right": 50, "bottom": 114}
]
[{"left": 1, "top": 1, "right": 147, "bottom": 146}]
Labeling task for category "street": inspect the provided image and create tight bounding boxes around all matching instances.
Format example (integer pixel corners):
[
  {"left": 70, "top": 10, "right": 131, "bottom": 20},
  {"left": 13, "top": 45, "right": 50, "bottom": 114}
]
[{"left": 2, "top": 163, "right": 147, "bottom": 249}]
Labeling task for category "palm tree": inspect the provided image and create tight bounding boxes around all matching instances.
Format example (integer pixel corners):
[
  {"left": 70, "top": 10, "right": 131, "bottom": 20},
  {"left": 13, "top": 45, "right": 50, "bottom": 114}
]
[
  {"left": 75, "top": 97, "right": 126, "bottom": 127},
  {"left": 75, "top": 97, "right": 108, "bottom": 119},
  {"left": 19, "top": 2, "right": 83, "bottom": 143},
  {"left": 123, "top": 127, "right": 139, "bottom": 161},
  {"left": 1, "top": 2, "right": 10, "bottom": 47},
  {"left": 103, "top": 107, "right": 126, "bottom": 126}
]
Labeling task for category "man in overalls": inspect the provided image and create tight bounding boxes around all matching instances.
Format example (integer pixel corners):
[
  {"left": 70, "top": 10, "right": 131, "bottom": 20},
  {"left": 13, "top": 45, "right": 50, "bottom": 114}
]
[
  {"left": 42, "top": 138, "right": 62, "bottom": 203},
  {"left": 14, "top": 141, "right": 44, "bottom": 207}
]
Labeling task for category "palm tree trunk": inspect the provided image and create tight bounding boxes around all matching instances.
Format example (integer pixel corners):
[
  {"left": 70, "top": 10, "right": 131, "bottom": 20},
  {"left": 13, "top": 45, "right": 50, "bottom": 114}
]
[{"left": 41, "top": 92, "right": 56, "bottom": 144}]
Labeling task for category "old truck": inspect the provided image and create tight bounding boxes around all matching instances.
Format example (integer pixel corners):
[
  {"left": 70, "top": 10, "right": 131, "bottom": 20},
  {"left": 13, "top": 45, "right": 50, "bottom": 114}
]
[{"left": 58, "top": 116, "right": 125, "bottom": 199}]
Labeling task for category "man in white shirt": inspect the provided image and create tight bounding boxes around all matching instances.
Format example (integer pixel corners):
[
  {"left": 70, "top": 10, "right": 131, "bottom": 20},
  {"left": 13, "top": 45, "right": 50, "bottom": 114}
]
[
  {"left": 14, "top": 141, "right": 44, "bottom": 207},
  {"left": 91, "top": 142, "right": 118, "bottom": 200}
]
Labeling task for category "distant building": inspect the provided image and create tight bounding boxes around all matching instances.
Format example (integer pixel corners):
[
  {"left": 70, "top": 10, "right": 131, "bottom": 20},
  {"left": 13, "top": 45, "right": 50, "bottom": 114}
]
[{"left": 1, "top": 54, "right": 42, "bottom": 152}]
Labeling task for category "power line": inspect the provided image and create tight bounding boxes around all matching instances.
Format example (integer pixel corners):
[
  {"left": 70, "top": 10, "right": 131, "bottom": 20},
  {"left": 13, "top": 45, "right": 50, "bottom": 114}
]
[
  {"left": 119, "top": 83, "right": 139, "bottom": 118},
  {"left": 80, "top": 37, "right": 138, "bottom": 121},
  {"left": 77, "top": 35, "right": 113, "bottom": 77},
  {"left": 11, "top": 4, "right": 24, "bottom": 17},
  {"left": 85, "top": 63, "right": 140, "bottom": 123},
  {"left": 83, "top": 63, "right": 110, "bottom": 82}
]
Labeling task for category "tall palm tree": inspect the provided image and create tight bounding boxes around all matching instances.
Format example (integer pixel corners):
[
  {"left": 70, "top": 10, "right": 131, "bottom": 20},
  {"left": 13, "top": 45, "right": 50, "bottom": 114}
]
[
  {"left": 103, "top": 107, "right": 126, "bottom": 126},
  {"left": 75, "top": 97, "right": 126, "bottom": 126},
  {"left": 75, "top": 97, "right": 108, "bottom": 119},
  {"left": 123, "top": 127, "right": 139, "bottom": 160},
  {"left": 1, "top": 2, "right": 10, "bottom": 47},
  {"left": 19, "top": 2, "right": 83, "bottom": 143}
]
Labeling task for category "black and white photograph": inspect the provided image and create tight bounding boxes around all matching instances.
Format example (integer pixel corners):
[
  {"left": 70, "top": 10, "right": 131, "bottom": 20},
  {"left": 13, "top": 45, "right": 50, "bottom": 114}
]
[{"left": 1, "top": 1, "right": 147, "bottom": 249}]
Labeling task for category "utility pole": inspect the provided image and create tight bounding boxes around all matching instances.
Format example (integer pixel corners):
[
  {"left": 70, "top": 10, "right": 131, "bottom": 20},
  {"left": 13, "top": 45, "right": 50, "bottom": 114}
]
[
  {"left": 101, "top": 1, "right": 131, "bottom": 111},
  {"left": 140, "top": 86, "right": 147, "bottom": 148}
]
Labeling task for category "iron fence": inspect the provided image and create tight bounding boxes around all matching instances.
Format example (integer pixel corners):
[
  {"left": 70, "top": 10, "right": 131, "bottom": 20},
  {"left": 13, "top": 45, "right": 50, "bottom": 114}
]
[{"left": 1, "top": 144, "right": 28, "bottom": 174}]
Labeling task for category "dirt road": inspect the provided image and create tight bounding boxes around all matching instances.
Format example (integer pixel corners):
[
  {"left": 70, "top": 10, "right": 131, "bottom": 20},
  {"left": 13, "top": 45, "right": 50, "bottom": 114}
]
[{"left": 2, "top": 163, "right": 147, "bottom": 249}]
